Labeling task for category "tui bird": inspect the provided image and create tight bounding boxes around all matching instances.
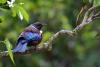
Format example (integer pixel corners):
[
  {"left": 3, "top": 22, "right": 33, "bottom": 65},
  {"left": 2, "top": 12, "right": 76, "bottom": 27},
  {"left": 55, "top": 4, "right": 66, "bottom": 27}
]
[{"left": 13, "top": 22, "right": 43, "bottom": 53}]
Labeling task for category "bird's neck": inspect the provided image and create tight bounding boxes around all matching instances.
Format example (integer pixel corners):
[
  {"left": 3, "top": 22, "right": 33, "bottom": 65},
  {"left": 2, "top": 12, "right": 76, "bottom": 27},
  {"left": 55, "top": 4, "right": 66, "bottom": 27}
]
[
  {"left": 24, "top": 25, "right": 41, "bottom": 33},
  {"left": 31, "top": 25, "right": 38, "bottom": 30}
]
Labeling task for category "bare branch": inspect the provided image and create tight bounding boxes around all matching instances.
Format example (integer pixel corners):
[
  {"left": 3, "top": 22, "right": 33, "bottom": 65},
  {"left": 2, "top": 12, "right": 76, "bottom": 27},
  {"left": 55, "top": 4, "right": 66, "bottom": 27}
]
[{"left": 73, "top": 6, "right": 100, "bottom": 32}]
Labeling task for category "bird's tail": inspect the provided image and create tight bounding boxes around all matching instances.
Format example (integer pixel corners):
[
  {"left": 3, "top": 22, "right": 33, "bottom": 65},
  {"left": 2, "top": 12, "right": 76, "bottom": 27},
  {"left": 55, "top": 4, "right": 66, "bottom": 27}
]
[{"left": 13, "top": 40, "right": 28, "bottom": 53}]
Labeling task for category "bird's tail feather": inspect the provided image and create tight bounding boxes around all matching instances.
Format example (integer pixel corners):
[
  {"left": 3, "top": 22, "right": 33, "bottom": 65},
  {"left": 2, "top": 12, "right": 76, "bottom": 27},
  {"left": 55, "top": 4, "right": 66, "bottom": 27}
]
[{"left": 13, "top": 40, "right": 28, "bottom": 53}]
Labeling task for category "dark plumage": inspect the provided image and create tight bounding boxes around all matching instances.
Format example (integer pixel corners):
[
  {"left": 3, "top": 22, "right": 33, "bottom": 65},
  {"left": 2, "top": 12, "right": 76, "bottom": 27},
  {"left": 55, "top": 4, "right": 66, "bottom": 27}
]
[{"left": 13, "top": 23, "right": 43, "bottom": 52}]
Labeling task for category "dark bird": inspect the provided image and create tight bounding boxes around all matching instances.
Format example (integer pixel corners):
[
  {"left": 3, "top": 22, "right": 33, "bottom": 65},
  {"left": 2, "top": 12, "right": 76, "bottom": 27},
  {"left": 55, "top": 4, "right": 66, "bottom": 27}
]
[{"left": 13, "top": 22, "right": 43, "bottom": 52}]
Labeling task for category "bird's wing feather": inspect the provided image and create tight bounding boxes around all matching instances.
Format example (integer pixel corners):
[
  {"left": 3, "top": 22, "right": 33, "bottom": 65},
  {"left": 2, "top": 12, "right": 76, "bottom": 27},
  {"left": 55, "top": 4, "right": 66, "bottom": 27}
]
[{"left": 21, "top": 32, "right": 41, "bottom": 41}]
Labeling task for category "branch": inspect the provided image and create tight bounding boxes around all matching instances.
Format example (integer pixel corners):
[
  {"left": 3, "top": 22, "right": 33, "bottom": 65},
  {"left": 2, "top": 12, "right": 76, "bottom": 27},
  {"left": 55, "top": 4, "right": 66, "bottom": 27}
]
[{"left": 0, "top": 6, "right": 100, "bottom": 56}]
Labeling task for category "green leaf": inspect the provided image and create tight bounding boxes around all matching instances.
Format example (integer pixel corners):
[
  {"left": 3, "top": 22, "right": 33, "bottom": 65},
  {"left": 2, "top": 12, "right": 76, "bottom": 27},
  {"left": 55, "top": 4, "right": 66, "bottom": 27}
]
[
  {"left": 11, "top": 6, "right": 17, "bottom": 17},
  {"left": 0, "top": 0, "right": 7, "bottom": 3},
  {"left": 18, "top": 6, "right": 29, "bottom": 22},
  {"left": 4, "top": 38, "right": 15, "bottom": 64},
  {"left": 93, "top": 0, "right": 100, "bottom": 6},
  {"left": 11, "top": 5, "right": 29, "bottom": 22},
  {"left": 18, "top": 10, "right": 23, "bottom": 20}
]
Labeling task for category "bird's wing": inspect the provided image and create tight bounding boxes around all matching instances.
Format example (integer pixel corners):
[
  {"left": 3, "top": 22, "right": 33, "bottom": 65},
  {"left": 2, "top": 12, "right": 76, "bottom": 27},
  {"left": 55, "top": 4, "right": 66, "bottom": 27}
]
[{"left": 23, "top": 32, "right": 42, "bottom": 41}]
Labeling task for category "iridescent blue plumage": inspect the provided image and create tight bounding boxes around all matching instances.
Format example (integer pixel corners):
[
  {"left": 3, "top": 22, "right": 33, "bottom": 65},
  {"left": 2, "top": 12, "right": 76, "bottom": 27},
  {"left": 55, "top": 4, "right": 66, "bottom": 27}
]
[
  {"left": 13, "top": 23, "right": 43, "bottom": 53},
  {"left": 24, "top": 32, "right": 41, "bottom": 41}
]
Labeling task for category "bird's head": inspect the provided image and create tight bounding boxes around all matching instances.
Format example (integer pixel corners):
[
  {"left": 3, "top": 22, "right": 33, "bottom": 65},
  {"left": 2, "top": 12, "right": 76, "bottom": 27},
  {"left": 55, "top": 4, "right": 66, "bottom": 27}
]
[{"left": 32, "top": 22, "right": 45, "bottom": 30}]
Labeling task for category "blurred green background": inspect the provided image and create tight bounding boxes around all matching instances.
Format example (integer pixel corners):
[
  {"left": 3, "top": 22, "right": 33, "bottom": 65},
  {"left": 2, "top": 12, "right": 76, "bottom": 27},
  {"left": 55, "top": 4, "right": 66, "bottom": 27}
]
[{"left": 0, "top": 0, "right": 100, "bottom": 67}]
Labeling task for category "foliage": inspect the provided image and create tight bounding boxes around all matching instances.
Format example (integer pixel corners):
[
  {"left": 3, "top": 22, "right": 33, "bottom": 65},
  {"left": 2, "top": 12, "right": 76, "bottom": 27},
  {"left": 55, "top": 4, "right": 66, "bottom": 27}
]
[{"left": 4, "top": 38, "right": 15, "bottom": 64}]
